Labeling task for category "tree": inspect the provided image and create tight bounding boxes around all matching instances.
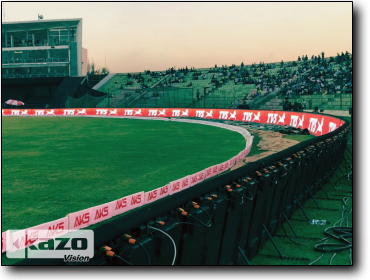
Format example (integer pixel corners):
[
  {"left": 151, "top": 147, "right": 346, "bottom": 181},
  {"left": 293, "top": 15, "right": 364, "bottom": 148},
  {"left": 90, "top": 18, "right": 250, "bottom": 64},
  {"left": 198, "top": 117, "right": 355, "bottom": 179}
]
[
  {"left": 298, "top": 56, "right": 301, "bottom": 61},
  {"left": 90, "top": 61, "right": 96, "bottom": 75},
  {"left": 87, "top": 60, "right": 91, "bottom": 74},
  {"left": 101, "top": 67, "right": 110, "bottom": 75}
]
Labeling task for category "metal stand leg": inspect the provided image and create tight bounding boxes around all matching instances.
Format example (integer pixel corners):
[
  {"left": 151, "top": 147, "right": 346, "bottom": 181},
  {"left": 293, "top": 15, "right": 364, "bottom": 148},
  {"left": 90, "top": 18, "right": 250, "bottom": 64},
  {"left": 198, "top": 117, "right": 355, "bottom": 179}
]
[
  {"left": 324, "top": 173, "right": 337, "bottom": 191},
  {"left": 294, "top": 196, "right": 310, "bottom": 222},
  {"left": 306, "top": 186, "right": 321, "bottom": 209},
  {"left": 345, "top": 150, "right": 352, "bottom": 162},
  {"left": 317, "top": 179, "right": 330, "bottom": 199},
  {"left": 338, "top": 165, "right": 346, "bottom": 177},
  {"left": 263, "top": 224, "right": 284, "bottom": 259},
  {"left": 333, "top": 169, "right": 341, "bottom": 181},
  {"left": 238, "top": 246, "right": 251, "bottom": 265},
  {"left": 343, "top": 157, "right": 351, "bottom": 173},
  {"left": 282, "top": 211, "right": 299, "bottom": 238}
]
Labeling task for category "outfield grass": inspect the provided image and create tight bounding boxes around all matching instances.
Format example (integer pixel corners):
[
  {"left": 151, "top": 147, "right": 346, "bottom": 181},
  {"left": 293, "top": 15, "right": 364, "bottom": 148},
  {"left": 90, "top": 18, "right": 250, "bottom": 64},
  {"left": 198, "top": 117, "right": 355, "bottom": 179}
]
[
  {"left": 2, "top": 117, "right": 246, "bottom": 232},
  {"left": 283, "top": 134, "right": 316, "bottom": 142},
  {"left": 247, "top": 132, "right": 264, "bottom": 157}
]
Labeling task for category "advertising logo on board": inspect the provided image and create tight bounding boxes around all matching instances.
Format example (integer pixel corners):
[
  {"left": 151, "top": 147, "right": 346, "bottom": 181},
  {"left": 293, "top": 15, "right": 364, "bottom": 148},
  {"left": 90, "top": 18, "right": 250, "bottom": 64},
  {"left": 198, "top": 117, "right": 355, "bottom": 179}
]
[{"left": 6, "top": 230, "right": 94, "bottom": 261}]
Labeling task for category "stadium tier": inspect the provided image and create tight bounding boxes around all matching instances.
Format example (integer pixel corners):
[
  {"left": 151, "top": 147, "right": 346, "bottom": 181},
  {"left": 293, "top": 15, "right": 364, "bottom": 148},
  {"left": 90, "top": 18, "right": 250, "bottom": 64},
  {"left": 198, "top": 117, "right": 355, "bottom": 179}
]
[{"left": 87, "top": 52, "right": 351, "bottom": 111}]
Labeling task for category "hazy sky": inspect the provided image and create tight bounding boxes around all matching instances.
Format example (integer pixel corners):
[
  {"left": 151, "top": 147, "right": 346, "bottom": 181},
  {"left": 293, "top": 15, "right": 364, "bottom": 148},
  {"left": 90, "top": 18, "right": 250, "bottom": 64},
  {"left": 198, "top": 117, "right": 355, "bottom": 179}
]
[{"left": 2, "top": 2, "right": 352, "bottom": 73}]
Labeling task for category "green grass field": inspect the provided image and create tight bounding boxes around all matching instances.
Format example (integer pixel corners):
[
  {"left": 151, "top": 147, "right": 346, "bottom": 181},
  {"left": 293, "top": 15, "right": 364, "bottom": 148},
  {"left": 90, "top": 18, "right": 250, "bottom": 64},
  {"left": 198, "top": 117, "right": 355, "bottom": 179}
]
[
  {"left": 247, "top": 132, "right": 264, "bottom": 157},
  {"left": 2, "top": 117, "right": 246, "bottom": 232},
  {"left": 283, "top": 134, "right": 316, "bottom": 142}
]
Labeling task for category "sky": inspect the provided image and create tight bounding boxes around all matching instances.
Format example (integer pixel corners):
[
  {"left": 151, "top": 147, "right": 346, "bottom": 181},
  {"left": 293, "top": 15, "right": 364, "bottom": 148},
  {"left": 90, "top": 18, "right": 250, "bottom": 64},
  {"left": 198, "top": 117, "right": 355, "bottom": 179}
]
[{"left": 2, "top": 2, "right": 352, "bottom": 73}]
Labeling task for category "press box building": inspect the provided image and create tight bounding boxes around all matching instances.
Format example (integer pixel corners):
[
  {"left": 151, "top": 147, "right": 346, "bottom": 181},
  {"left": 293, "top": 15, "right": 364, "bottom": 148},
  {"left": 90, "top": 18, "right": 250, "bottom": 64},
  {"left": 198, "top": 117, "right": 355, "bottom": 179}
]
[
  {"left": 2, "top": 18, "right": 87, "bottom": 78},
  {"left": 1, "top": 18, "right": 92, "bottom": 109}
]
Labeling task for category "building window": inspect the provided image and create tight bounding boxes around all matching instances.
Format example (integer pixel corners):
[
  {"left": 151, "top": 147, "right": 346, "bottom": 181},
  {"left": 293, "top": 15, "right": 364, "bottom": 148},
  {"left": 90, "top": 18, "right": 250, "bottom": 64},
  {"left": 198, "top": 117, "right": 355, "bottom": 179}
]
[
  {"left": 49, "top": 29, "right": 69, "bottom": 46},
  {"left": 69, "top": 28, "right": 76, "bottom": 42}
]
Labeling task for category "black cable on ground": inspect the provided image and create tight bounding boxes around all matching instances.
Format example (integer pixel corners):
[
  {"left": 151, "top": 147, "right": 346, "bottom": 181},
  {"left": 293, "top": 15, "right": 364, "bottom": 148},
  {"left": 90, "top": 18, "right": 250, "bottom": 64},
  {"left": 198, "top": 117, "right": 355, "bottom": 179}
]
[
  {"left": 281, "top": 165, "right": 352, "bottom": 265},
  {"left": 237, "top": 186, "right": 255, "bottom": 200},
  {"left": 313, "top": 209, "right": 352, "bottom": 262},
  {"left": 176, "top": 207, "right": 213, "bottom": 228},
  {"left": 199, "top": 203, "right": 215, "bottom": 225},
  {"left": 137, "top": 242, "right": 151, "bottom": 265},
  {"left": 280, "top": 217, "right": 330, "bottom": 246},
  {"left": 264, "top": 175, "right": 278, "bottom": 185},
  {"left": 170, "top": 221, "right": 209, "bottom": 228},
  {"left": 114, "top": 254, "right": 134, "bottom": 266},
  {"left": 147, "top": 225, "right": 176, "bottom": 265},
  {"left": 314, "top": 241, "right": 352, "bottom": 253},
  {"left": 233, "top": 191, "right": 253, "bottom": 201},
  {"left": 187, "top": 213, "right": 212, "bottom": 228},
  {"left": 221, "top": 194, "right": 244, "bottom": 205}
]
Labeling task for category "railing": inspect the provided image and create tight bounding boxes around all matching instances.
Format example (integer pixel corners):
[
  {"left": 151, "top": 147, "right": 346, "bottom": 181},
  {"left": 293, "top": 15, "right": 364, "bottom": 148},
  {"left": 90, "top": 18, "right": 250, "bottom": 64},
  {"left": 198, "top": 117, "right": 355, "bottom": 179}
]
[
  {"left": 2, "top": 40, "right": 72, "bottom": 49},
  {"left": 2, "top": 57, "right": 69, "bottom": 64},
  {"left": 2, "top": 73, "right": 67, "bottom": 79}
]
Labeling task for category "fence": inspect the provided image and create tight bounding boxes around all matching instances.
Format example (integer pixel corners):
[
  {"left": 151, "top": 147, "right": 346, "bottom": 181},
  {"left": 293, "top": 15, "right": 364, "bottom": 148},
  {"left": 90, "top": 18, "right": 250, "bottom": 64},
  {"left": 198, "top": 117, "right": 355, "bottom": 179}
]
[
  {"left": 286, "top": 93, "right": 353, "bottom": 111},
  {"left": 87, "top": 74, "right": 108, "bottom": 88},
  {"left": 64, "top": 87, "right": 276, "bottom": 109},
  {"left": 5, "top": 108, "right": 350, "bottom": 265},
  {"left": 190, "top": 95, "right": 254, "bottom": 109},
  {"left": 94, "top": 87, "right": 195, "bottom": 109},
  {"left": 65, "top": 94, "right": 108, "bottom": 109}
]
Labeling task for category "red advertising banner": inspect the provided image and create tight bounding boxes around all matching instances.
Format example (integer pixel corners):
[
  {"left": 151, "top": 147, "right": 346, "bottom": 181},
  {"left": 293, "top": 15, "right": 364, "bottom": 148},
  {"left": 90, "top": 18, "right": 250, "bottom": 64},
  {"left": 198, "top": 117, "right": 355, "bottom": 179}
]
[
  {"left": 181, "top": 176, "right": 191, "bottom": 190},
  {"left": 89, "top": 202, "right": 113, "bottom": 225},
  {"left": 144, "top": 184, "right": 170, "bottom": 204},
  {"left": 2, "top": 108, "right": 344, "bottom": 136},
  {"left": 68, "top": 208, "right": 92, "bottom": 230},
  {"left": 111, "top": 195, "right": 131, "bottom": 217},
  {"left": 170, "top": 178, "right": 183, "bottom": 195},
  {"left": 127, "top": 191, "right": 145, "bottom": 210}
]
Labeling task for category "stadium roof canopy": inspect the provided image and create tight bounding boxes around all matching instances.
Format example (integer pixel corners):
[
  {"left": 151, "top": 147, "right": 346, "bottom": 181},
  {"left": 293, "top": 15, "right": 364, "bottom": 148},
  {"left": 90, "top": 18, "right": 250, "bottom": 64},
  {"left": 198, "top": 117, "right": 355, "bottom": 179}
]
[{"left": 2, "top": 18, "right": 82, "bottom": 32}]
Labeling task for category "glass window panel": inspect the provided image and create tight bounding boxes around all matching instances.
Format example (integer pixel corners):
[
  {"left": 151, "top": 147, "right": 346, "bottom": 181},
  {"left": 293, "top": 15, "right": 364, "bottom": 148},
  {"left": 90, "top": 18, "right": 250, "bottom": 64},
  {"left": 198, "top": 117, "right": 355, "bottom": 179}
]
[
  {"left": 69, "top": 28, "right": 76, "bottom": 42},
  {"left": 50, "top": 30, "right": 59, "bottom": 36},
  {"left": 59, "top": 35, "right": 68, "bottom": 43}
]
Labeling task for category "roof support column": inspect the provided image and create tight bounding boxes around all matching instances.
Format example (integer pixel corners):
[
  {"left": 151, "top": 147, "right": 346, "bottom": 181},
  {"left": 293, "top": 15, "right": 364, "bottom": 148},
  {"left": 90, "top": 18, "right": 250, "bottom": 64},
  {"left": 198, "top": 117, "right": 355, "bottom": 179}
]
[{"left": 46, "top": 28, "right": 49, "bottom": 46}]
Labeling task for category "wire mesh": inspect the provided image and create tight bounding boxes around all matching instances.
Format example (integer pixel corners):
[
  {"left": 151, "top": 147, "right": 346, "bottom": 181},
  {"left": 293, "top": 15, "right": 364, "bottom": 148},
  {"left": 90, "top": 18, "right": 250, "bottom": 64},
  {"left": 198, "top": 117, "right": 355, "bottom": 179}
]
[{"left": 66, "top": 94, "right": 108, "bottom": 108}]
